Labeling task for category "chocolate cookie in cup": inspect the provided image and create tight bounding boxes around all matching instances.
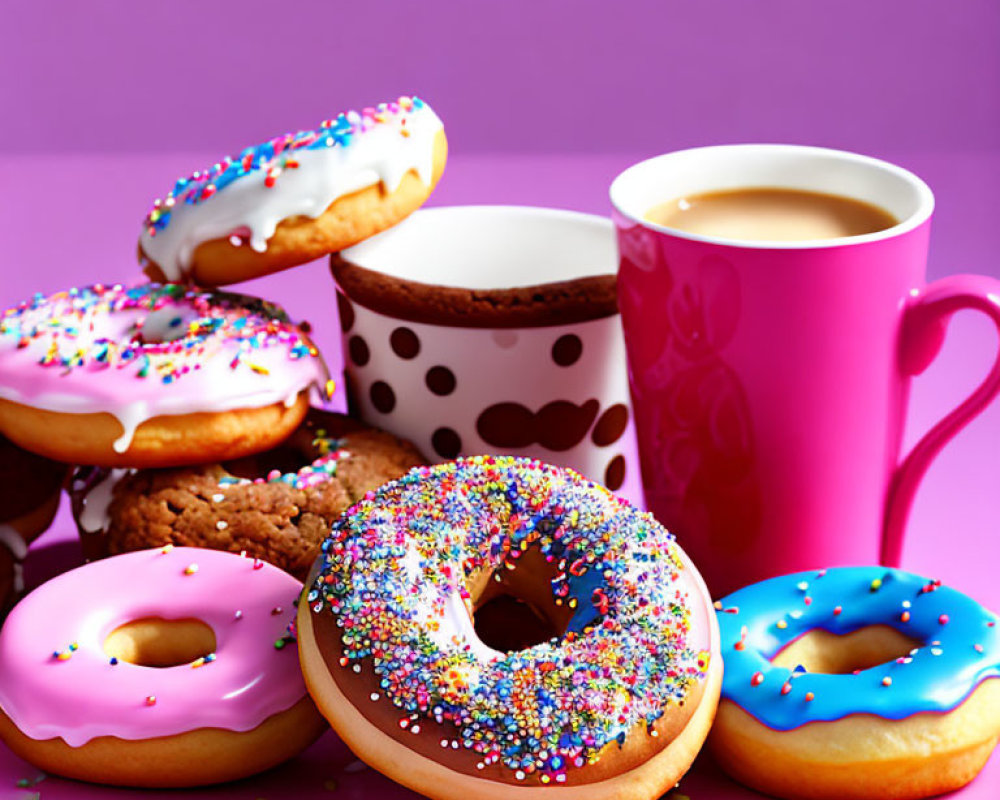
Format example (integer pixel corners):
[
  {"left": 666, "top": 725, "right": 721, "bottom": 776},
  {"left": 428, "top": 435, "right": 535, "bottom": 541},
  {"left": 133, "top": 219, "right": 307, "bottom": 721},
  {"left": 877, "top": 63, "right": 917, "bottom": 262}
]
[{"left": 330, "top": 205, "right": 641, "bottom": 503}]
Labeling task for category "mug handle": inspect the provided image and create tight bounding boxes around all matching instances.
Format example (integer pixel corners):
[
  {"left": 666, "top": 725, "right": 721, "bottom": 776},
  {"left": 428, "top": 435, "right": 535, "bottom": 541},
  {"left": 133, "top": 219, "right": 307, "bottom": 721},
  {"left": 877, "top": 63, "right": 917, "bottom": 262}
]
[{"left": 882, "top": 274, "right": 1000, "bottom": 566}]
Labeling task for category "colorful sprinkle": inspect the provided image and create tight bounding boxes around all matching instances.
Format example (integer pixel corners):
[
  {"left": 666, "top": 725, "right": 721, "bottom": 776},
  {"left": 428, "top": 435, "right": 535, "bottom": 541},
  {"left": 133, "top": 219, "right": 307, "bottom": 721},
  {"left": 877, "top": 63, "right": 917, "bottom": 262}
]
[
  {"left": 307, "top": 456, "right": 709, "bottom": 782},
  {"left": 217, "top": 429, "right": 348, "bottom": 492},
  {"left": 143, "top": 97, "right": 430, "bottom": 234},
  {"left": 716, "top": 567, "right": 1000, "bottom": 732},
  {"left": 0, "top": 284, "right": 323, "bottom": 390}
]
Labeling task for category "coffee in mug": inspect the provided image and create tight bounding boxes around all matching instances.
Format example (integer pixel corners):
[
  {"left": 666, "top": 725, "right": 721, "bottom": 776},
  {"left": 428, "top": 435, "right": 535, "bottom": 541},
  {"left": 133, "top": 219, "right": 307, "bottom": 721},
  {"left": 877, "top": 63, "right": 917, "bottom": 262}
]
[
  {"left": 645, "top": 187, "right": 898, "bottom": 242},
  {"left": 610, "top": 144, "right": 1000, "bottom": 595}
]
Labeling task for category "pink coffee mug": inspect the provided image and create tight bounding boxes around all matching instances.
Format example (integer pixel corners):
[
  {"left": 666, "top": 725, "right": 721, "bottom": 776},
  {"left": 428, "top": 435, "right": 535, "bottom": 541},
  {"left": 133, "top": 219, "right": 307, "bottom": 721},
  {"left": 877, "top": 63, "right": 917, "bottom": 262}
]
[{"left": 610, "top": 144, "right": 1000, "bottom": 596}]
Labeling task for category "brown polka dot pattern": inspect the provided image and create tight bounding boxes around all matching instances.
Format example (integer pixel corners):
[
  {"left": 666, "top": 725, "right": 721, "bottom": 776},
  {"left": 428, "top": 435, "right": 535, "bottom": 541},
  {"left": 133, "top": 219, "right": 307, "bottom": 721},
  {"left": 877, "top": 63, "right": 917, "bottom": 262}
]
[
  {"left": 336, "top": 291, "right": 355, "bottom": 332},
  {"left": 425, "top": 366, "right": 456, "bottom": 396},
  {"left": 476, "top": 399, "right": 600, "bottom": 452},
  {"left": 432, "top": 427, "right": 462, "bottom": 459},
  {"left": 592, "top": 404, "right": 629, "bottom": 447},
  {"left": 604, "top": 455, "right": 626, "bottom": 492},
  {"left": 390, "top": 327, "right": 421, "bottom": 360},
  {"left": 551, "top": 334, "right": 583, "bottom": 367},
  {"left": 348, "top": 335, "right": 370, "bottom": 367},
  {"left": 370, "top": 381, "right": 396, "bottom": 414}
]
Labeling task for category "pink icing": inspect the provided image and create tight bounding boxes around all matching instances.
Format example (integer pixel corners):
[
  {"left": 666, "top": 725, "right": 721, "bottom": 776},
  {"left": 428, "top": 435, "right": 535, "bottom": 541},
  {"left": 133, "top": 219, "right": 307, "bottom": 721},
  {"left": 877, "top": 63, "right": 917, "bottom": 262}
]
[
  {"left": 0, "top": 547, "right": 308, "bottom": 746},
  {"left": 0, "top": 284, "right": 329, "bottom": 452}
]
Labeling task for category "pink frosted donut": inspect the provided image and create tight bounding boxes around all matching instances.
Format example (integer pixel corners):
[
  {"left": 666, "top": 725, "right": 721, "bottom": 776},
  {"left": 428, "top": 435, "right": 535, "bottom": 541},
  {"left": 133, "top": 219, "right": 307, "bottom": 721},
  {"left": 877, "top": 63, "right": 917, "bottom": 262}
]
[
  {"left": 0, "top": 546, "right": 327, "bottom": 787},
  {"left": 0, "top": 283, "right": 331, "bottom": 467}
]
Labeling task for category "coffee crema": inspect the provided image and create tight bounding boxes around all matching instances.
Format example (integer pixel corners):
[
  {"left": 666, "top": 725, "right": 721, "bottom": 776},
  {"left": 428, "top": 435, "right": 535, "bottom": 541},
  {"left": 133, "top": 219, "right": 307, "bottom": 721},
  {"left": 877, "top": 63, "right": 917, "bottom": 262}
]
[{"left": 645, "top": 187, "right": 898, "bottom": 242}]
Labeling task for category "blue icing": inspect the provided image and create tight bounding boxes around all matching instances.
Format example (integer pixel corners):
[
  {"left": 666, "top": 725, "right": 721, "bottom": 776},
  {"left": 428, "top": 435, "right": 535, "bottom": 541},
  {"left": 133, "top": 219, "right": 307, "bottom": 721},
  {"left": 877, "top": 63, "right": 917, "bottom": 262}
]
[
  {"left": 144, "top": 97, "right": 427, "bottom": 233},
  {"left": 563, "top": 567, "right": 607, "bottom": 634},
  {"left": 717, "top": 566, "right": 1000, "bottom": 730}
]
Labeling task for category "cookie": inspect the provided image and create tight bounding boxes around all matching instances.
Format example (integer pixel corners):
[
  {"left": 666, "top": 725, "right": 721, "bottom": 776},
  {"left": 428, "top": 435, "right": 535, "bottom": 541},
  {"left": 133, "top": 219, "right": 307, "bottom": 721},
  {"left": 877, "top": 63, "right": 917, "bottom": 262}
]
[{"left": 72, "top": 410, "right": 424, "bottom": 580}]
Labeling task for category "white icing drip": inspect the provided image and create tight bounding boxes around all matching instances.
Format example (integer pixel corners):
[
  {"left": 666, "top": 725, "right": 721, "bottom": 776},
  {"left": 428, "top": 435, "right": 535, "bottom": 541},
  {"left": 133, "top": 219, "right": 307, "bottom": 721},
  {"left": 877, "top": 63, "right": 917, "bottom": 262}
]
[
  {"left": 0, "top": 524, "right": 27, "bottom": 594},
  {"left": 0, "top": 382, "right": 319, "bottom": 456},
  {"left": 111, "top": 402, "right": 150, "bottom": 453},
  {"left": 140, "top": 104, "right": 443, "bottom": 280},
  {"left": 78, "top": 469, "right": 131, "bottom": 534}
]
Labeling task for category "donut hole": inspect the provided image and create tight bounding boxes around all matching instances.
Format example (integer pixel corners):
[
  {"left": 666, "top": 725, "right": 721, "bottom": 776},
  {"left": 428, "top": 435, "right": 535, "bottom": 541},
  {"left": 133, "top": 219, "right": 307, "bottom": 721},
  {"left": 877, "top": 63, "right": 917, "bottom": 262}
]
[
  {"left": 136, "top": 306, "right": 201, "bottom": 344},
  {"left": 103, "top": 617, "right": 217, "bottom": 668},
  {"left": 474, "top": 595, "right": 565, "bottom": 652},
  {"left": 472, "top": 547, "right": 573, "bottom": 653},
  {"left": 771, "top": 624, "right": 922, "bottom": 674}
]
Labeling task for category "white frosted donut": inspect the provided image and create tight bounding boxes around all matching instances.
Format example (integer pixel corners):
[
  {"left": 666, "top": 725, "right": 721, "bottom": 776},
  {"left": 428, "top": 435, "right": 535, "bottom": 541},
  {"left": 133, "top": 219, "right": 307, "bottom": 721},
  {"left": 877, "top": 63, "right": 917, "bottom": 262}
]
[{"left": 139, "top": 96, "right": 446, "bottom": 287}]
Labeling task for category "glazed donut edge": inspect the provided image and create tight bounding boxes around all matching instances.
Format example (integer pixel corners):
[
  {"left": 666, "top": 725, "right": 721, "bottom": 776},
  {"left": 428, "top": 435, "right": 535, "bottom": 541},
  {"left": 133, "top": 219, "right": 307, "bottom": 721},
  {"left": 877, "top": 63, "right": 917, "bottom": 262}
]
[{"left": 708, "top": 681, "right": 1000, "bottom": 800}]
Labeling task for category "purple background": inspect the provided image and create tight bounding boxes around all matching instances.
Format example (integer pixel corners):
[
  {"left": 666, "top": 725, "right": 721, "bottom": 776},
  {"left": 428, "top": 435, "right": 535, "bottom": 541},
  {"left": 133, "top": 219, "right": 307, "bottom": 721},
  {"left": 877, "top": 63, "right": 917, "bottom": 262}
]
[
  {"left": 2, "top": 0, "right": 998, "bottom": 155},
  {"left": 2, "top": 3, "right": 999, "bottom": 797}
]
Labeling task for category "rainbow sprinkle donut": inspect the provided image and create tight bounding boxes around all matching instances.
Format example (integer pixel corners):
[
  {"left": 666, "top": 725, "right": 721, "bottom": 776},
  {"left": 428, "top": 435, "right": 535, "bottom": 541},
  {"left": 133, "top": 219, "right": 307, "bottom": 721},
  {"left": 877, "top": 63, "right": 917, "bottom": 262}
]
[
  {"left": 298, "top": 456, "right": 720, "bottom": 800},
  {"left": 140, "top": 96, "right": 446, "bottom": 287},
  {"left": 709, "top": 566, "right": 1000, "bottom": 800},
  {"left": 0, "top": 283, "right": 329, "bottom": 467}
]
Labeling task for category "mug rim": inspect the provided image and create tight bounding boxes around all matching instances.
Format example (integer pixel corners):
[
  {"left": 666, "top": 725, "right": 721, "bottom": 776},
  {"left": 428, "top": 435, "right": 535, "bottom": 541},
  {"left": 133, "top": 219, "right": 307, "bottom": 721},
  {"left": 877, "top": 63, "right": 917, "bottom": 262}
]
[
  {"left": 609, "top": 144, "right": 935, "bottom": 250},
  {"left": 332, "top": 205, "right": 619, "bottom": 329}
]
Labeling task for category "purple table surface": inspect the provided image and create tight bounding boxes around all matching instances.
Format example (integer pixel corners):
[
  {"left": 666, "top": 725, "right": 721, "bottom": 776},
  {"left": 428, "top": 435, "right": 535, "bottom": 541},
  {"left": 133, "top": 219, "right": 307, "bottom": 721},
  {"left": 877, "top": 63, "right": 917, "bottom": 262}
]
[{"left": 1, "top": 151, "right": 998, "bottom": 798}]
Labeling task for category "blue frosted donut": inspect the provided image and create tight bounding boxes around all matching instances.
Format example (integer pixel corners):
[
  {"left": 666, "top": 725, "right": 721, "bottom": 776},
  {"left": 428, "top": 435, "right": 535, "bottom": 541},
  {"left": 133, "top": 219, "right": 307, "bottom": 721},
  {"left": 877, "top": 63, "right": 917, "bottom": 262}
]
[{"left": 710, "top": 566, "right": 1000, "bottom": 800}]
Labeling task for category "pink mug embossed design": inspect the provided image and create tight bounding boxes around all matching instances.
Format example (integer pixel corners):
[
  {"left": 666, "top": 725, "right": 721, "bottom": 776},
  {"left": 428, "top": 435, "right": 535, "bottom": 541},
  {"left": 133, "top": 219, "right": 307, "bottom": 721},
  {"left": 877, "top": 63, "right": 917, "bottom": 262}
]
[{"left": 611, "top": 145, "right": 1000, "bottom": 596}]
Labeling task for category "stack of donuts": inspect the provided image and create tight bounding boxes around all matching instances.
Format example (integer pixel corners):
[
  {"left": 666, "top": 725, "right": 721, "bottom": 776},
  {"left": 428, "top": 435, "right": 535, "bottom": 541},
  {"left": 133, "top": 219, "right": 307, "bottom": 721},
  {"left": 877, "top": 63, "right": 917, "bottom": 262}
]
[
  {"left": 0, "top": 97, "right": 447, "bottom": 604},
  {"left": 0, "top": 97, "right": 445, "bottom": 785},
  {"left": 0, "top": 96, "right": 997, "bottom": 800}
]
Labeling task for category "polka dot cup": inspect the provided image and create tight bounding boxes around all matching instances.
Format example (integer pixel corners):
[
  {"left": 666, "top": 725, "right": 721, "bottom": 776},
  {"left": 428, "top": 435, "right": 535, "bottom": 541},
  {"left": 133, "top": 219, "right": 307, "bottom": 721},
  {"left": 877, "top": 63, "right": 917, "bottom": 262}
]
[{"left": 330, "top": 206, "right": 642, "bottom": 503}]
